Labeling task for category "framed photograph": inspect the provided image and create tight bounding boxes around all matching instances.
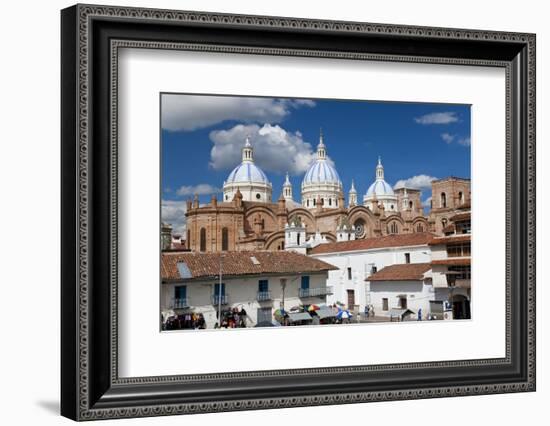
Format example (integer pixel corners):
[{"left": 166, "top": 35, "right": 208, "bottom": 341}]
[{"left": 61, "top": 4, "right": 536, "bottom": 421}]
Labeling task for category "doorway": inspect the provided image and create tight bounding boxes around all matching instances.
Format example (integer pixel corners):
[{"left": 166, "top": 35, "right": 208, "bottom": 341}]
[{"left": 347, "top": 289, "right": 355, "bottom": 309}]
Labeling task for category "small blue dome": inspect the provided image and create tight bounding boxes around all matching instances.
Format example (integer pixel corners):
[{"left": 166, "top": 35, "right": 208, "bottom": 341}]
[
  {"left": 303, "top": 161, "right": 341, "bottom": 185},
  {"left": 227, "top": 162, "right": 269, "bottom": 184},
  {"left": 366, "top": 179, "right": 394, "bottom": 197}
]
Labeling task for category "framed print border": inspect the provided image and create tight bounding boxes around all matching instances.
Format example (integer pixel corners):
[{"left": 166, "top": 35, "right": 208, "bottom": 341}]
[{"left": 61, "top": 3, "right": 536, "bottom": 421}]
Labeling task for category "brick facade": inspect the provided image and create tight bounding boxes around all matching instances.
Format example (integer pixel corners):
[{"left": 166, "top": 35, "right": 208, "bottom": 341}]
[{"left": 428, "top": 177, "right": 471, "bottom": 234}]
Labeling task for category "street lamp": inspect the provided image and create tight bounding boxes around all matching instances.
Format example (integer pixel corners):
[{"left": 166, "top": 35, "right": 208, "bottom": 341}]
[
  {"left": 218, "top": 254, "right": 225, "bottom": 328},
  {"left": 280, "top": 278, "right": 287, "bottom": 312}
]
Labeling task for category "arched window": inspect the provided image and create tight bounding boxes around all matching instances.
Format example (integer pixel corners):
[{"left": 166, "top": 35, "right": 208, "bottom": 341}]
[
  {"left": 388, "top": 222, "right": 398, "bottom": 234},
  {"left": 409, "top": 201, "right": 413, "bottom": 209},
  {"left": 187, "top": 229, "right": 191, "bottom": 246},
  {"left": 329, "top": 198, "right": 332, "bottom": 206},
  {"left": 306, "top": 199, "right": 310, "bottom": 207},
  {"left": 336, "top": 199, "right": 338, "bottom": 207},
  {"left": 313, "top": 199, "right": 316, "bottom": 206},
  {"left": 199, "top": 228, "right": 206, "bottom": 252},
  {"left": 441, "top": 192, "right": 447, "bottom": 208},
  {"left": 297, "top": 233, "right": 301, "bottom": 246},
  {"left": 458, "top": 191, "right": 463, "bottom": 204},
  {"left": 221, "top": 227, "right": 228, "bottom": 251},
  {"left": 416, "top": 223, "right": 424, "bottom": 233}
]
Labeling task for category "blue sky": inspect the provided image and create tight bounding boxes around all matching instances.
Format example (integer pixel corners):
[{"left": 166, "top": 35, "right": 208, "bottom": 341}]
[{"left": 161, "top": 94, "right": 470, "bottom": 234}]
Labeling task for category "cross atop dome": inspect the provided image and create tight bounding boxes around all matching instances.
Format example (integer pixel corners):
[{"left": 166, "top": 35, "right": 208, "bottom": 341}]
[{"left": 317, "top": 128, "right": 327, "bottom": 160}]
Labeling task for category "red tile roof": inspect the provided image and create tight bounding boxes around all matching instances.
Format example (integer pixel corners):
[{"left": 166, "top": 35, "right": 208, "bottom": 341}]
[
  {"left": 162, "top": 251, "right": 338, "bottom": 281},
  {"left": 450, "top": 212, "right": 471, "bottom": 222},
  {"left": 366, "top": 263, "right": 431, "bottom": 281},
  {"left": 309, "top": 233, "right": 436, "bottom": 255},
  {"left": 431, "top": 258, "right": 471, "bottom": 266},
  {"left": 429, "top": 234, "right": 471, "bottom": 245}
]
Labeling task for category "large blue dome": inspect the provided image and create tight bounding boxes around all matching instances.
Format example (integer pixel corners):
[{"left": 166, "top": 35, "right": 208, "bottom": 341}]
[
  {"left": 366, "top": 179, "right": 394, "bottom": 197},
  {"left": 227, "top": 162, "right": 269, "bottom": 184},
  {"left": 302, "top": 160, "right": 341, "bottom": 185}
]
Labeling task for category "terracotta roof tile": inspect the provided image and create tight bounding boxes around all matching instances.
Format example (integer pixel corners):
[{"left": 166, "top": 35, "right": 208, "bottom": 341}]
[
  {"left": 450, "top": 212, "right": 471, "bottom": 222},
  {"left": 366, "top": 263, "right": 431, "bottom": 281},
  {"left": 431, "top": 258, "right": 471, "bottom": 266},
  {"left": 162, "top": 251, "right": 338, "bottom": 281},
  {"left": 429, "top": 234, "right": 471, "bottom": 245},
  {"left": 309, "top": 233, "right": 435, "bottom": 255}
]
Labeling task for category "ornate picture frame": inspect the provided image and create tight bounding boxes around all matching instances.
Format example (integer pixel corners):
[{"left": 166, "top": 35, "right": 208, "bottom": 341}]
[{"left": 61, "top": 4, "right": 535, "bottom": 420}]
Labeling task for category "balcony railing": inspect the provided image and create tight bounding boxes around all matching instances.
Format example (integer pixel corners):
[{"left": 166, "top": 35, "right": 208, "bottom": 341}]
[
  {"left": 299, "top": 286, "right": 334, "bottom": 298},
  {"left": 256, "top": 291, "right": 272, "bottom": 301},
  {"left": 170, "top": 298, "right": 189, "bottom": 309},
  {"left": 211, "top": 294, "right": 228, "bottom": 305}
]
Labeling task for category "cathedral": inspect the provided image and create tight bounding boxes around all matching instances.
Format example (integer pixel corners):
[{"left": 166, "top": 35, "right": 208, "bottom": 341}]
[{"left": 183, "top": 132, "right": 470, "bottom": 253}]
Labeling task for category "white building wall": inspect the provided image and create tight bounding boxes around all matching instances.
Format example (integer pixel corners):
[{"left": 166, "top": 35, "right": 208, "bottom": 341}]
[
  {"left": 162, "top": 272, "right": 329, "bottom": 329},
  {"left": 312, "top": 245, "right": 431, "bottom": 312},
  {"left": 369, "top": 279, "right": 434, "bottom": 318},
  {"left": 430, "top": 244, "right": 448, "bottom": 261},
  {"left": 223, "top": 182, "right": 272, "bottom": 203}
]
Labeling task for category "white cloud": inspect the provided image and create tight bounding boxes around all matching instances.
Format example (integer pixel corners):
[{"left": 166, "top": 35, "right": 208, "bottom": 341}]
[
  {"left": 441, "top": 133, "right": 455, "bottom": 144},
  {"left": 394, "top": 174, "right": 438, "bottom": 191},
  {"left": 161, "top": 199, "right": 187, "bottom": 235},
  {"left": 209, "top": 123, "right": 331, "bottom": 175},
  {"left": 440, "top": 132, "right": 470, "bottom": 147},
  {"left": 415, "top": 112, "right": 459, "bottom": 125},
  {"left": 161, "top": 95, "right": 315, "bottom": 131},
  {"left": 457, "top": 136, "right": 471, "bottom": 146},
  {"left": 176, "top": 183, "right": 220, "bottom": 196}
]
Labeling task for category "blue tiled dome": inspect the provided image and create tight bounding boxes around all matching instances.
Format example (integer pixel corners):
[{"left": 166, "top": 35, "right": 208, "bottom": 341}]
[
  {"left": 227, "top": 162, "right": 269, "bottom": 184},
  {"left": 302, "top": 160, "right": 341, "bottom": 185},
  {"left": 366, "top": 179, "right": 395, "bottom": 197}
]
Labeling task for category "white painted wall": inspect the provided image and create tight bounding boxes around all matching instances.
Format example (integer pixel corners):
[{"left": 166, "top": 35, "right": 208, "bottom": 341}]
[
  {"left": 312, "top": 245, "right": 431, "bottom": 311},
  {"left": 223, "top": 182, "right": 272, "bottom": 202},
  {"left": 369, "top": 279, "right": 434, "bottom": 318},
  {"left": 162, "top": 272, "right": 330, "bottom": 328}
]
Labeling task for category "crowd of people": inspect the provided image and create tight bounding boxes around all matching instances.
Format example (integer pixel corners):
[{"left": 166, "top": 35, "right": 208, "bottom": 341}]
[
  {"left": 216, "top": 307, "right": 248, "bottom": 328},
  {"left": 163, "top": 312, "right": 206, "bottom": 330}
]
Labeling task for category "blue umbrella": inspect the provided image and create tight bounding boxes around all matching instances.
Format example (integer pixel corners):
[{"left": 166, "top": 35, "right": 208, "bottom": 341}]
[{"left": 336, "top": 310, "right": 353, "bottom": 320}]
